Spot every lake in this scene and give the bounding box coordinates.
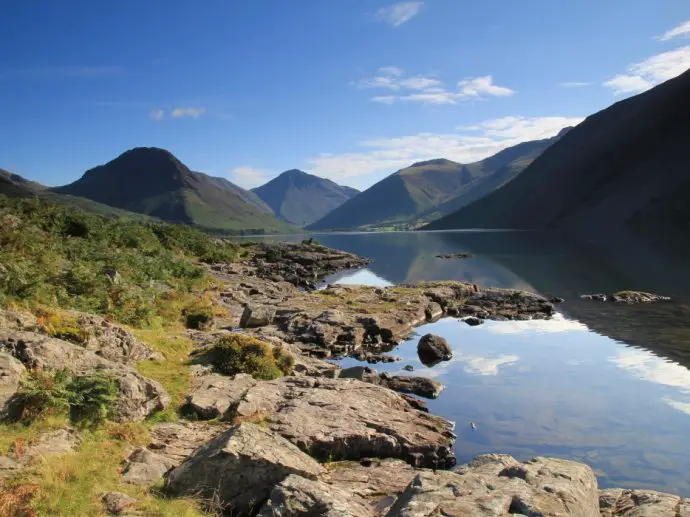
[246,230,690,495]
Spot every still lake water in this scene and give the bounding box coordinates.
[248,230,690,494]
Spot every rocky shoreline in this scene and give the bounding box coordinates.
[1,241,687,516]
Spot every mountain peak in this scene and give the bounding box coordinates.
[410,158,457,168]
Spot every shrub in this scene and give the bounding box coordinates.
[37,310,90,345]
[184,306,214,330]
[208,334,294,380]
[14,370,118,425]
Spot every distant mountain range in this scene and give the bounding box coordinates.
[425,68,690,236]
[252,169,358,226]
[307,132,566,231]
[51,147,293,233]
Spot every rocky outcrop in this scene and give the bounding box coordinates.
[599,488,689,516]
[1,429,81,478]
[387,454,600,517]
[581,291,671,304]
[0,331,169,422]
[257,474,373,517]
[166,423,324,516]
[0,352,25,416]
[417,334,452,364]
[0,309,37,331]
[148,421,224,466]
[232,377,455,468]
[122,447,175,485]
[183,373,257,420]
[336,366,443,399]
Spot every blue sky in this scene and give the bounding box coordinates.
[1,1,689,190]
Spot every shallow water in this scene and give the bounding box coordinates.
[250,230,690,494]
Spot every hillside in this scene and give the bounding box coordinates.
[0,168,43,196]
[52,147,293,233]
[252,169,359,226]
[307,135,563,231]
[424,69,690,235]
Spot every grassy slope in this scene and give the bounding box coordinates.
[425,70,690,234]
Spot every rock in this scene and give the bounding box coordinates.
[257,474,372,517]
[462,316,484,326]
[239,304,276,328]
[387,454,599,517]
[323,458,416,515]
[68,312,163,363]
[581,293,608,302]
[122,447,175,486]
[101,492,136,515]
[166,423,324,516]
[610,291,671,304]
[0,455,22,479]
[232,377,455,468]
[417,334,452,364]
[599,488,687,516]
[0,309,38,331]
[183,373,258,420]
[403,365,414,372]
[549,296,565,304]
[0,352,25,416]
[380,374,444,399]
[24,429,81,461]
[148,421,224,466]
[0,331,170,422]
[435,253,473,259]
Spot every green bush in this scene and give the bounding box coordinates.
[209,334,294,380]
[14,369,118,425]
[184,306,214,330]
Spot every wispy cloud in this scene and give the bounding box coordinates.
[560,81,593,88]
[307,115,583,181]
[171,107,206,119]
[0,65,123,80]
[657,20,690,41]
[149,109,165,121]
[355,67,514,105]
[229,167,272,188]
[484,313,588,334]
[375,2,423,27]
[604,45,690,95]
[610,348,690,390]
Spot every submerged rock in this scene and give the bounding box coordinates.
[387,454,600,517]
[166,423,324,516]
[232,376,455,468]
[417,334,452,365]
[337,366,443,399]
[581,291,671,304]
[462,316,484,326]
[435,253,473,259]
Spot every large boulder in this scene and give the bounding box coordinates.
[183,373,257,420]
[148,421,224,466]
[386,454,599,517]
[122,447,175,486]
[599,488,688,516]
[166,423,324,516]
[417,334,452,365]
[239,305,276,328]
[337,366,443,399]
[233,377,455,468]
[257,474,372,517]
[0,352,25,416]
[0,331,170,422]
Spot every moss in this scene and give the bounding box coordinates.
[35,309,90,346]
[208,334,294,380]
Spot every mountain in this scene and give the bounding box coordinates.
[307,135,564,231]
[52,147,293,233]
[252,169,359,226]
[424,69,690,236]
[0,169,44,196]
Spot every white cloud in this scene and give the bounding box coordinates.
[375,2,423,27]
[171,106,206,119]
[610,348,690,390]
[484,313,588,335]
[458,75,515,98]
[663,396,690,416]
[354,69,514,105]
[307,115,584,181]
[604,45,690,95]
[560,81,593,88]
[229,166,272,188]
[657,20,690,41]
[149,109,165,121]
[461,354,520,376]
